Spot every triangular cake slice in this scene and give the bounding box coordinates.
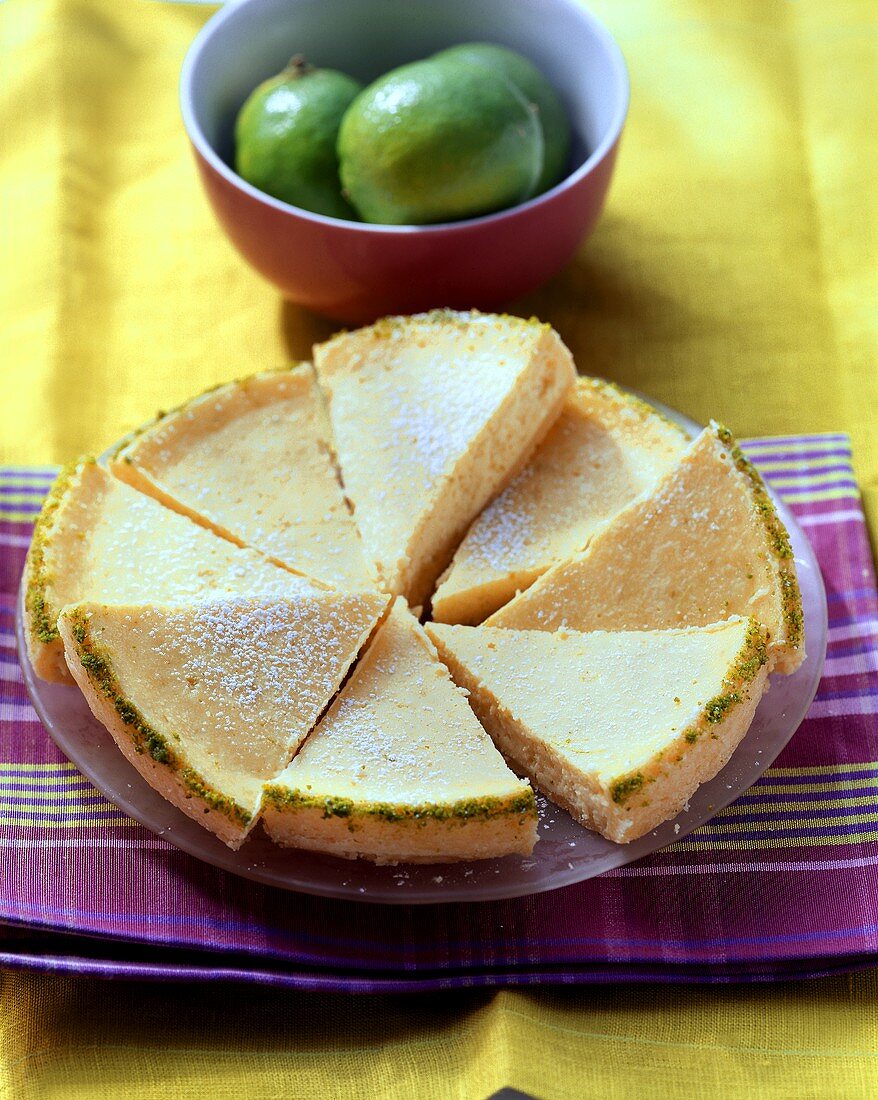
[487,423,804,673]
[58,593,390,848]
[313,311,576,606]
[262,598,537,864]
[427,617,769,844]
[24,458,327,684]
[432,377,689,624]
[110,367,375,590]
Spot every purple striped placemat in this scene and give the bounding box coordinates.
[2,435,877,990]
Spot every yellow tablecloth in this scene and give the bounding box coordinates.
[1,0,877,1095]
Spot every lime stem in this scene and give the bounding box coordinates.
[285,55,314,78]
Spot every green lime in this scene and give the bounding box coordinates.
[234,58,362,219]
[337,56,544,225]
[436,43,571,193]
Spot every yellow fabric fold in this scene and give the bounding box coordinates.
[3,972,878,1099]
[1,0,877,1096]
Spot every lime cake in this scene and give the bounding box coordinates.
[263,599,537,863]
[313,310,576,606]
[59,593,389,847]
[111,367,375,590]
[488,423,804,674]
[428,617,769,843]
[432,377,688,623]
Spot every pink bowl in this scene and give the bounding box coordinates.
[180,0,629,324]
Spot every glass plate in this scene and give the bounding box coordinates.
[16,402,827,903]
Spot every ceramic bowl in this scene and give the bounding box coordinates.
[180,0,629,323]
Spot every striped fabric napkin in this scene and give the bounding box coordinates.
[2,435,877,990]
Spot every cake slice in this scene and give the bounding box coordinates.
[427,617,769,844]
[487,423,805,673]
[432,377,689,624]
[58,592,390,848]
[110,367,375,590]
[313,311,576,606]
[262,598,537,864]
[24,458,327,684]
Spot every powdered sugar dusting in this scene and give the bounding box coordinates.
[438,385,686,594]
[151,597,371,730]
[379,359,508,488]
[317,314,542,573]
[490,426,785,639]
[51,463,320,617]
[284,601,523,803]
[455,472,539,572]
[105,594,384,801]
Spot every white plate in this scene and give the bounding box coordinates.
[16,403,827,903]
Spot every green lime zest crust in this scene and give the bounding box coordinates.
[69,611,175,766]
[702,694,740,726]
[611,773,645,804]
[713,423,804,652]
[24,458,91,646]
[613,620,768,803]
[690,619,768,741]
[262,785,536,827]
[67,609,251,827]
[179,769,252,826]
